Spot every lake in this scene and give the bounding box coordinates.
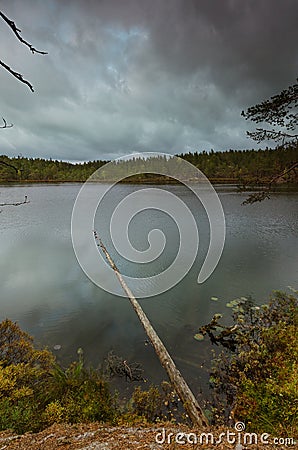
[0,183,297,396]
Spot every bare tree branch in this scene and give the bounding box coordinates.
[0,9,47,92]
[104,351,144,382]
[0,59,34,92]
[0,11,47,55]
[240,162,298,205]
[0,195,29,207]
[267,161,298,188]
[0,117,13,128]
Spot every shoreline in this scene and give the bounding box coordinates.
[1,179,298,192]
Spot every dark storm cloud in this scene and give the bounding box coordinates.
[0,0,297,161]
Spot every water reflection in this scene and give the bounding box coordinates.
[0,184,297,393]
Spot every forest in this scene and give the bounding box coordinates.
[0,144,297,184]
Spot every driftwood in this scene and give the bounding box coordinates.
[0,195,29,207]
[94,231,208,428]
[104,351,144,381]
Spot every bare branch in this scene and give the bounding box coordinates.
[0,59,34,92]
[0,195,29,207]
[0,117,13,128]
[0,9,47,92]
[268,161,298,188]
[0,11,47,55]
[104,351,144,382]
[241,162,298,205]
[242,191,270,205]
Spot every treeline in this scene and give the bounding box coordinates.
[178,145,297,182]
[0,156,107,182]
[0,144,297,183]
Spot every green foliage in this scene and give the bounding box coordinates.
[199,291,298,435]
[0,155,107,182]
[0,320,189,434]
[44,360,117,426]
[1,144,297,184]
[180,144,298,183]
[241,79,298,145]
[235,320,297,434]
[0,319,54,368]
[0,320,117,433]
[132,385,163,422]
[131,381,182,423]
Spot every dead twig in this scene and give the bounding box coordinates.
[0,59,35,92]
[240,161,298,205]
[0,11,47,55]
[104,351,144,382]
[0,117,13,128]
[0,195,29,207]
[0,9,47,92]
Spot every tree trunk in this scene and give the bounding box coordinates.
[94,232,209,428]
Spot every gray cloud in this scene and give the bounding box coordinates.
[0,0,297,161]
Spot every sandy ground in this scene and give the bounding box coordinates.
[0,423,296,450]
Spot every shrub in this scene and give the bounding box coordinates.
[0,319,54,369]
[131,381,182,423]
[0,321,117,433]
[45,360,117,424]
[198,290,298,435]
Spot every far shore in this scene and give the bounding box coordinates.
[1,178,298,192]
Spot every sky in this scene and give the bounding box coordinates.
[0,0,297,161]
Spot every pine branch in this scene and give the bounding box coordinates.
[246,128,298,143]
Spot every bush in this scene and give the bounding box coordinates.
[0,320,117,433]
[0,319,185,433]
[198,290,298,435]
[131,381,182,423]
[43,359,117,425]
[0,319,54,369]
[234,319,297,434]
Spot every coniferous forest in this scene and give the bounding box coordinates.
[0,144,297,184]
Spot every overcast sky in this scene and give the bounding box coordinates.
[0,0,297,161]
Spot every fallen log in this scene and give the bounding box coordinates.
[94,231,208,428]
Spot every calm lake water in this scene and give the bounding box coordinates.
[0,183,297,395]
